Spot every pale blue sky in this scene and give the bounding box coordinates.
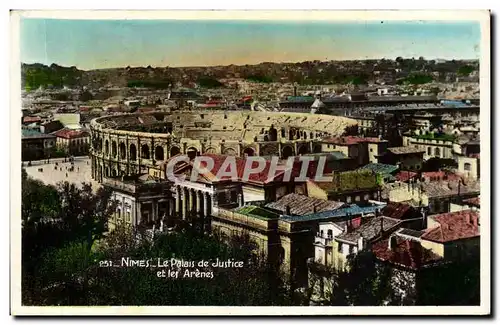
[20,19,480,70]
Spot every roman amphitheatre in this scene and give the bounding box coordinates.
[89,110,357,182]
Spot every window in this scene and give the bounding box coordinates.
[428,147,432,155]
[327,229,333,239]
[338,243,343,252]
[320,230,324,237]
[435,147,441,157]
[355,196,360,202]
[464,163,472,171]
[126,211,131,222]
[370,148,373,152]
[349,245,354,255]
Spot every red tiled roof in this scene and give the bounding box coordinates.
[381,202,413,220]
[422,210,480,243]
[395,171,462,183]
[322,136,385,145]
[164,154,305,185]
[53,129,89,139]
[422,171,462,181]
[23,116,41,123]
[395,171,418,182]
[372,238,443,270]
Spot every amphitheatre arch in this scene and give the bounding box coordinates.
[204,147,217,154]
[297,144,309,155]
[243,147,255,157]
[130,144,137,161]
[141,144,150,159]
[155,146,165,161]
[105,140,109,155]
[119,142,126,159]
[268,126,278,141]
[282,146,294,159]
[111,141,117,158]
[223,148,237,156]
[187,147,199,160]
[170,146,181,157]
[313,144,322,153]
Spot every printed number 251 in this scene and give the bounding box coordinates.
[99,260,113,267]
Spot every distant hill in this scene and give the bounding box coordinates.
[20,58,479,91]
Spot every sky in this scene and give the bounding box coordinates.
[20,19,481,70]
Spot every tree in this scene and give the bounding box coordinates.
[307,251,392,306]
[330,251,392,305]
[22,175,116,305]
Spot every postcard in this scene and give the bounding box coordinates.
[10,10,490,316]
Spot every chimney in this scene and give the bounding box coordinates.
[388,236,397,250]
[465,212,471,224]
[358,236,364,251]
[285,205,291,215]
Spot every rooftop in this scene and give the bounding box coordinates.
[422,210,479,243]
[280,202,387,223]
[53,128,89,139]
[322,136,386,145]
[372,237,443,270]
[23,116,42,124]
[421,180,480,198]
[381,202,415,220]
[264,193,345,216]
[311,170,380,193]
[387,146,425,155]
[358,163,399,176]
[22,128,56,140]
[336,216,402,244]
[234,205,279,220]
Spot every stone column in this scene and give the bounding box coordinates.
[238,193,244,207]
[191,190,197,215]
[136,203,142,226]
[152,201,158,222]
[182,188,188,220]
[204,192,211,217]
[196,191,202,215]
[175,186,181,214]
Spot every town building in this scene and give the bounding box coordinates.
[377,146,425,171]
[21,128,57,161]
[421,210,480,259]
[104,174,175,231]
[320,136,388,166]
[306,170,381,204]
[53,128,90,156]
[383,179,480,215]
[371,233,444,305]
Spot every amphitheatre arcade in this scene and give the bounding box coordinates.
[89,110,357,182]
